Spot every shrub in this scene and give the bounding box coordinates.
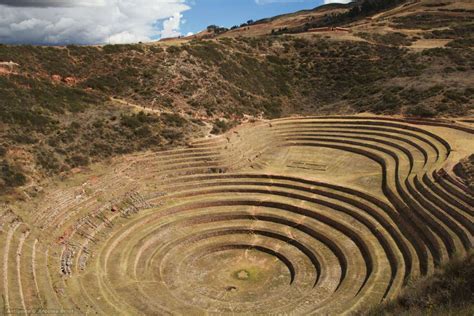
[1,161,27,190]
[405,104,436,118]
[261,99,282,118]
[206,25,229,34]
[360,32,413,47]
[121,112,159,129]
[211,119,236,135]
[150,46,164,53]
[374,92,401,113]
[161,113,187,127]
[35,148,62,173]
[134,126,152,137]
[161,128,183,142]
[186,41,224,65]
[367,252,474,315]
[66,154,89,168]
[166,46,181,55]
[393,13,470,30]
[447,38,474,49]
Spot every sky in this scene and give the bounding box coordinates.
[0,0,352,45]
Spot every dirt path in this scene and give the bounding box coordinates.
[110,98,172,115]
[409,39,451,50]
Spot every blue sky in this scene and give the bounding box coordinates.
[0,0,344,45]
[181,0,324,35]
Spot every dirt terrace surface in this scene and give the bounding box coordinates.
[0,116,473,315]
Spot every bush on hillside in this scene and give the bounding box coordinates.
[405,104,436,118]
[366,252,474,315]
[0,161,27,192]
[211,119,236,135]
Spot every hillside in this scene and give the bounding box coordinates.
[0,0,473,197]
[368,251,474,315]
[0,1,472,314]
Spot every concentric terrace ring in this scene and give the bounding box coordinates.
[2,117,472,315]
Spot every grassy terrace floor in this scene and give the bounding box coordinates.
[0,116,472,315]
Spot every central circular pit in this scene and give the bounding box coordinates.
[234,269,250,280]
[167,248,294,310]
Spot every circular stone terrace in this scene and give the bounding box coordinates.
[1,116,472,315]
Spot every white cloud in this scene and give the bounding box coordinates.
[161,12,183,39]
[0,0,107,7]
[0,0,190,44]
